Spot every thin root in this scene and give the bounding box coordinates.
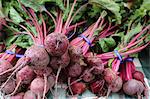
[43,74,47,99]
[54,66,62,97]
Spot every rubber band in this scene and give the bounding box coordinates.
[5,50,24,58]
[125,57,133,62]
[16,54,24,58]
[5,50,15,55]
[79,35,92,46]
[114,50,122,62]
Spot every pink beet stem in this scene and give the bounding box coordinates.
[121,43,149,56]
[40,13,47,44]
[66,21,86,33]
[29,9,44,45]
[131,62,136,73]
[114,59,121,72]
[126,62,132,80]
[55,12,63,33]
[100,23,112,37]
[70,25,94,45]
[112,58,117,71]
[68,3,88,28]
[129,25,150,45]
[45,10,56,27]
[82,16,104,55]
[119,35,147,52]
[62,0,77,34]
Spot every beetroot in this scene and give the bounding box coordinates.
[0,57,28,77]
[68,63,82,77]
[23,90,37,99]
[109,76,123,92]
[25,45,50,67]
[34,67,52,77]
[8,66,35,95]
[82,69,95,82]
[90,80,105,94]
[30,77,50,97]
[0,59,13,82]
[104,68,116,84]
[86,53,104,74]
[71,82,86,95]
[16,65,35,85]
[2,79,16,94]
[133,70,144,83]
[68,45,83,62]
[50,51,70,69]
[92,66,104,75]
[10,92,24,99]
[123,79,145,97]
[45,32,69,56]
[106,76,123,98]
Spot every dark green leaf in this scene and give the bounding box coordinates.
[98,39,109,52]
[104,37,116,48]
[89,0,121,23]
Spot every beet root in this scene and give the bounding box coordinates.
[50,51,70,69]
[123,79,145,97]
[23,90,37,99]
[90,80,105,94]
[82,69,95,82]
[68,45,83,62]
[133,70,144,83]
[86,53,104,74]
[110,76,123,92]
[45,32,69,56]
[10,92,24,99]
[34,67,53,77]
[104,68,116,84]
[8,66,35,96]
[24,45,50,67]
[0,59,13,82]
[30,77,50,97]
[2,79,16,95]
[71,82,86,95]
[16,65,35,84]
[68,63,82,77]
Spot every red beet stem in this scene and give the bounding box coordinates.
[62,0,77,34]
[126,62,133,80]
[129,25,150,45]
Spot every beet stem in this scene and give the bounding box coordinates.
[62,0,77,34]
[68,77,73,95]
[43,74,47,99]
[54,66,62,97]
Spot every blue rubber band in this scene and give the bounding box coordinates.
[79,35,92,46]
[5,50,15,55]
[5,50,24,58]
[16,54,24,58]
[114,50,122,62]
[125,57,133,62]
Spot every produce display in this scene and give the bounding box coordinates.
[0,0,149,99]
